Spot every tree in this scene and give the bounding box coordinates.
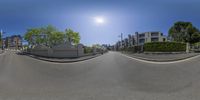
[40,25,57,46]
[191,32,200,43]
[92,44,102,49]
[24,25,62,48]
[24,28,41,47]
[168,21,199,43]
[65,29,80,45]
[24,26,81,48]
[49,31,65,47]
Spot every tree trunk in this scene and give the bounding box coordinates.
[186,42,190,53]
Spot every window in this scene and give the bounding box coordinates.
[151,32,159,36]
[139,39,145,44]
[163,38,166,42]
[139,34,145,38]
[151,38,159,42]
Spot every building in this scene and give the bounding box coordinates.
[114,41,121,51]
[128,34,135,47]
[102,44,113,50]
[135,32,167,45]
[4,35,22,50]
[114,31,167,51]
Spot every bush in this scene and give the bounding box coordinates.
[194,42,200,46]
[84,46,93,54]
[120,46,143,53]
[144,42,186,52]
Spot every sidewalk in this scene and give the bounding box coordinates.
[122,52,200,62]
[19,52,102,63]
[0,50,4,54]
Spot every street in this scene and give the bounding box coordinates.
[0,51,200,100]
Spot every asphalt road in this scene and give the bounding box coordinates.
[0,51,200,100]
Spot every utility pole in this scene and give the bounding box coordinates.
[0,29,3,50]
[118,33,124,49]
[120,33,123,48]
[120,33,123,42]
[0,29,6,50]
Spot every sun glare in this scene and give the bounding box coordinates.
[94,17,105,24]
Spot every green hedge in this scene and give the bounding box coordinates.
[144,42,186,52]
[121,46,143,53]
[84,46,93,54]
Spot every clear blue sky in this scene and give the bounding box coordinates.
[0,0,200,45]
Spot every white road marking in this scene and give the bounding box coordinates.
[120,53,200,64]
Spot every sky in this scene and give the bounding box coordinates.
[0,0,200,46]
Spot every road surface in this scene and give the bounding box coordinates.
[0,51,200,100]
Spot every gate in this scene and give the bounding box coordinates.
[190,43,200,53]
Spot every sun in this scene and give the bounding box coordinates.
[94,17,105,24]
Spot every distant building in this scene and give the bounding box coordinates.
[102,44,114,50]
[128,34,135,47]
[114,41,121,51]
[4,35,22,50]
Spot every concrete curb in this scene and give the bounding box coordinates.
[23,53,102,63]
[122,53,200,62]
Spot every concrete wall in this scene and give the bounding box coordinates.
[77,44,84,57]
[31,49,49,57]
[29,44,84,58]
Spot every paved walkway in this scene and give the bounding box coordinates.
[0,50,4,54]
[123,52,200,62]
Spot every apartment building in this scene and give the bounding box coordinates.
[135,32,167,45]
[114,31,167,51]
[5,35,22,50]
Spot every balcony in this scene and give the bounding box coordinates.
[138,34,145,38]
[151,32,159,37]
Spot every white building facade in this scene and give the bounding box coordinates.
[135,32,167,45]
[114,31,167,51]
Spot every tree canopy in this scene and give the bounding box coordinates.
[168,21,200,43]
[65,29,80,45]
[24,25,81,48]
